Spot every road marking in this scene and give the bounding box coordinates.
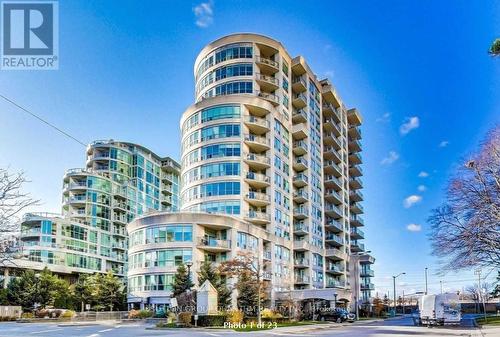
[87,334,100,337]
[98,329,113,332]
[30,329,63,335]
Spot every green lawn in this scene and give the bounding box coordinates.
[477,316,500,326]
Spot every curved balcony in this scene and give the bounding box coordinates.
[197,237,231,252]
[255,73,279,92]
[245,191,271,207]
[243,115,270,134]
[244,134,270,152]
[255,56,279,74]
[244,153,271,170]
[245,171,270,189]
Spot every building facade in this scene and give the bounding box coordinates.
[4,141,181,283]
[129,33,374,309]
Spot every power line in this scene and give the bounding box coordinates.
[0,93,87,147]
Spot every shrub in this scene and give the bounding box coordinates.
[261,308,282,319]
[138,310,153,319]
[35,309,49,318]
[61,310,75,319]
[167,311,176,323]
[128,309,139,319]
[226,309,244,324]
[178,312,192,326]
[196,314,227,327]
[21,312,34,319]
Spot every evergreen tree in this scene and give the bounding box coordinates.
[7,269,37,309]
[236,270,259,314]
[99,271,123,311]
[172,263,194,297]
[197,260,232,309]
[73,274,92,312]
[491,271,500,298]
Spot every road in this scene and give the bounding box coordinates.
[0,316,497,337]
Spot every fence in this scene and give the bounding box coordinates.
[0,306,21,318]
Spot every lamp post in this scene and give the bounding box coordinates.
[186,261,193,289]
[424,267,428,295]
[392,272,405,316]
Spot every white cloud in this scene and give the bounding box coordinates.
[380,151,399,165]
[193,1,214,28]
[376,112,391,123]
[399,116,420,135]
[403,195,422,208]
[439,140,449,148]
[407,223,422,232]
[417,185,427,192]
[418,171,429,178]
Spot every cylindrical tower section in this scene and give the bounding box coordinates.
[180,33,296,297]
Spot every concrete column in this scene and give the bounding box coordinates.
[3,268,9,288]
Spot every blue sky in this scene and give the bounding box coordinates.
[0,0,499,296]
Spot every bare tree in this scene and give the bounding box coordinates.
[428,126,500,270]
[0,168,39,264]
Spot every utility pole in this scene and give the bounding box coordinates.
[425,267,428,295]
[475,269,487,322]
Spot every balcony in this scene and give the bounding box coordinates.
[324,122,341,137]
[293,173,308,187]
[162,185,173,195]
[292,76,307,93]
[113,202,128,213]
[294,258,309,268]
[293,156,308,171]
[325,264,344,275]
[348,139,362,152]
[244,134,270,152]
[293,140,308,156]
[326,279,344,288]
[68,195,86,205]
[324,160,342,177]
[292,109,308,123]
[292,123,308,140]
[263,251,272,261]
[349,190,363,202]
[350,202,364,214]
[350,215,364,227]
[292,93,307,109]
[294,275,310,284]
[325,204,342,219]
[323,146,341,164]
[255,73,279,91]
[349,152,362,165]
[324,175,342,190]
[197,237,231,252]
[161,173,175,183]
[256,91,279,105]
[20,228,41,238]
[347,108,362,126]
[349,177,363,190]
[348,126,361,140]
[112,214,128,225]
[323,103,341,123]
[349,165,363,177]
[293,221,309,235]
[293,240,310,251]
[325,248,347,261]
[325,219,343,233]
[111,242,127,251]
[350,227,365,240]
[244,211,271,225]
[245,171,270,189]
[324,189,342,205]
[293,206,309,220]
[323,132,342,150]
[361,283,375,290]
[244,153,271,170]
[245,191,271,207]
[243,115,270,134]
[351,241,365,253]
[293,189,308,203]
[65,182,87,191]
[255,56,279,74]
[325,233,344,247]
[360,268,375,277]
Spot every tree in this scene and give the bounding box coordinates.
[219,252,267,324]
[37,267,70,308]
[0,168,38,264]
[73,274,92,312]
[6,269,38,309]
[197,260,232,309]
[372,296,384,317]
[172,263,194,297]
[491,272,500,298]
[98,272,123,311]
[489,38,500,56]
[428,126,500,270]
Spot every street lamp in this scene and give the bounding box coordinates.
[186,261,193,289]
[392,272,406,316]
[424,267,428,295]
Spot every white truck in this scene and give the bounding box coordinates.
[417,293,461,326]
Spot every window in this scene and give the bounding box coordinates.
[201,124,240,141]
[213,81,252,96]
[201,143,240,159]
[201,105,240,122]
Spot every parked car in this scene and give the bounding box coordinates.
[318,308,352,323]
